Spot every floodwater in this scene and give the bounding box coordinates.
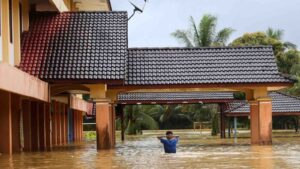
[1,130,300,169]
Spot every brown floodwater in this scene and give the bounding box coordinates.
[1,130,300,169]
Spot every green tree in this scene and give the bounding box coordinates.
[277,50,300,74]
[266,27,297,50]
[230,32,285,59]
[123,105,159,135]
[172,14,234,47]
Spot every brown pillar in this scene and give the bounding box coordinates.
[0,91,12,154]
[220,103,226,139]
[250,98,272,145]
[57,103,61,145]
[120,105,125,141]
[73,110,77,142]
[38,103,46,151]
[31,101,39,151]
[22,99,32,152]
[11,94,21,152]
[79,112,82,142]
[111,105,116,147]
[61,104,66,145]
[45,103,52,150]
[64,105,68,144]
[96,102,114,149]
[51,101,57,146]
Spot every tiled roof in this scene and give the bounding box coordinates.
[126,47,291,85]
[118,92,235,102]
[19,12,127,81]
[225,92,300,114]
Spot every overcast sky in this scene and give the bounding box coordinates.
[111,0,300,48]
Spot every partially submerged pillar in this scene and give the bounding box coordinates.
[247,88,272,145]
[31,101,40,151]
[250,98,272,145]
[87,84,116,150]
[11,94,21,153]
[220,103,226,139]
[0,91,12,154]
[22,99,32,152]
[95,101,115,149]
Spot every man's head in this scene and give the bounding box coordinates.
[166,131,173,140]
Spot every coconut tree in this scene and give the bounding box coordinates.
[266,27,297,50]
[123,105,159,135]
[172,14,234,47]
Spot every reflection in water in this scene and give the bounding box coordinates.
[0,130,300,169]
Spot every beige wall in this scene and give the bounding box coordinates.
[72,0,111,11]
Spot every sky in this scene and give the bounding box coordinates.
[111,0,300,48]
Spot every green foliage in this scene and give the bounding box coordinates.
[118,103,219,135]
[233,92,246,100]
[273,116,299,131]
[230,32,285,59]
[124,105,159,135]
[277,50,300,74]
[266,27,297,50]
[172,14,234,47]
[84,131,96,140]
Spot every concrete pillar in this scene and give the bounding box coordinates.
[250,98,272,145]
[96,102,115,149]
[64,105,68,144]
[0,91,12,154]
[38,103,46,151]
[61,104,66,145]
[11,94,21,152]
[220,104,226,139]
[73,110,77,142]
[57,103,61,145]
[234,117,237,138]
[79,112,82,142]
[22,99,31,152]
[31,101,39,151]
[45,103,52,151]
[68,109,74,142]
[118,105,125,141]
[51,101,57,146]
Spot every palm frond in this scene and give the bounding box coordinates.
[136,112,159,130]
[189,16,201,47]
[171,30,194,47]
[266,27,284,40]
[284,41,297,50]
[214,27,235,46]
[199,14,217,46]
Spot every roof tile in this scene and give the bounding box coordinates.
[19,12,128,81]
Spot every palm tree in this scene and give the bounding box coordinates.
[266,27,297,49]
[171,14,234,47]
[123,105,159,135]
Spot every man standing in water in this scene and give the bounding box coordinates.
[157,131,179,153]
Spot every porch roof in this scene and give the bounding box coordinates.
[225,92,300,116]
[126,47,291,85]
[118,91,235,104]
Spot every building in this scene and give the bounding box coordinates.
[0,0,294,155]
